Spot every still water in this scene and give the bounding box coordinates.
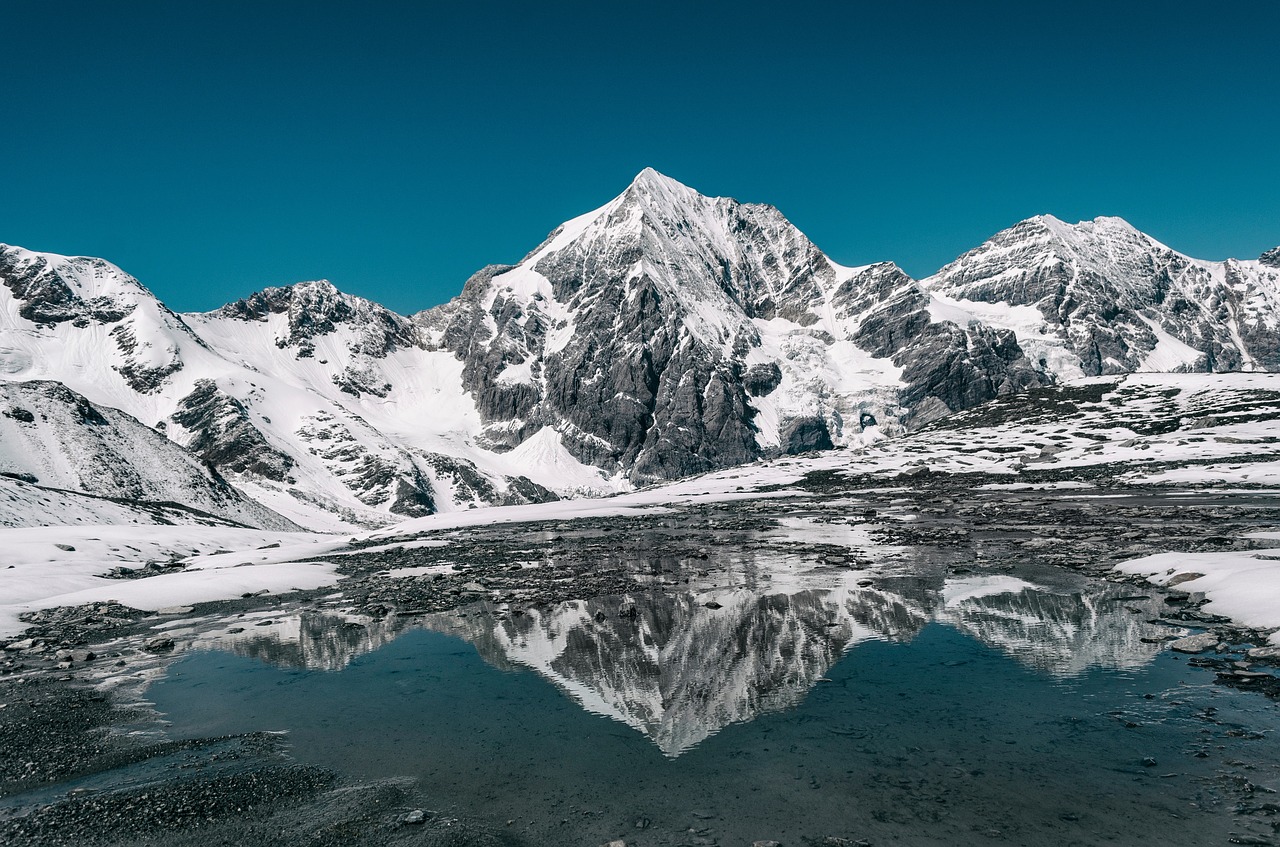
[148,577,1280,846]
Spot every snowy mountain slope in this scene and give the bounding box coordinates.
[0,475,265,530]
[925,215,1280,375]
[2,174,1278,525]
[0,380,295,530]
[186,281,575,512]
[0,245,571,529]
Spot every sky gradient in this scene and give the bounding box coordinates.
[3,0,1278,314]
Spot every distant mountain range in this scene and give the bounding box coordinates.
[2,169,1277,529]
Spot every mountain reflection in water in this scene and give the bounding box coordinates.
[209,574,1170,756]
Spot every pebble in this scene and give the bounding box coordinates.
[404,809,426,825]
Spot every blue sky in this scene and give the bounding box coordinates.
[3,0,1278,314]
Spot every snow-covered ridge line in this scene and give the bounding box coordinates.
[3,172,1279,530]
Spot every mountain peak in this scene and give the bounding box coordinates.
[621,167,704,212]
[1260,247,1280,268]
[1023,213,1140,241]
[628,167,690,192]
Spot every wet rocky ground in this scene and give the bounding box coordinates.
[4,468,1280,846]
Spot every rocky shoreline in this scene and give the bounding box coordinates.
[4,471,1280,846]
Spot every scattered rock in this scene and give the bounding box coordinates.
[1166,572,1204,587]
[144,636,175,653]
[1169,633,1219,654]
[403,809,427,825]
[54,543,76,552]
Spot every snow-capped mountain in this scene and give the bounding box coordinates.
[416,168,1044,482]
[2,170,1278,528]
[926,215,1280,376]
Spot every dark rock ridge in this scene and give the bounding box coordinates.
[841,262,1046,425]
[0,245,193,394]
[215,280,418,360]
[170,379,295,482]
[0,249,135,326]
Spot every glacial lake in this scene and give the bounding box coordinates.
[148,580,1280,847]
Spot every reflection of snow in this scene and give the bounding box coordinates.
[429,582,880,757]
[421,576,1169,756]
[943,575,1039,606]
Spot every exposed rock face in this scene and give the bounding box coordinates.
[418,170,818,482]
[1260,247,1280,269]
[170,379,295,482]
[295,410,435,516]
[743,362,782,397]
[0,244,189,394]
[846,263,1044,426]
[416,170,1044,482]
[215,279,418,360]
[0,249,135,326]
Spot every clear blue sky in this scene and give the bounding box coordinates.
[3,0,1278,314]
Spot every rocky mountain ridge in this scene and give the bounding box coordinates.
[2,170,1277,528]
